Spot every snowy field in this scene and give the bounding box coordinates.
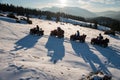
[0,16,120,80]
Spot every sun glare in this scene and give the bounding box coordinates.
[60,0,66,4]
[59,0,67,7]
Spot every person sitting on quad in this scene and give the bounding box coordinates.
[55,27,64,38]
[36,25,44,35]
[97,33,103,41]
[57,27,61,31]
[36,25,39,31]
[76,30,80,37]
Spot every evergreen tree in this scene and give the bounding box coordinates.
[56,16,60,23]
[46,15,51,20]
[94,21,98,29]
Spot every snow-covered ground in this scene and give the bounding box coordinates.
[0,16,120,80]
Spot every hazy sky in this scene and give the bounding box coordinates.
[0,0,120,12]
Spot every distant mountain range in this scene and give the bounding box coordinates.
[41,7,97,18]
[95,11,120,21]
[41,7,120,21]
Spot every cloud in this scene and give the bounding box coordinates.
[78,0,89,5]
[77,0,120,5]
[2,0,119,12]
[76,0,120,12]
[38,0,120,12]
[32,3,61,9]
[90,0,120,4]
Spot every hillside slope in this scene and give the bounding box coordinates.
[0,16,120,80]
[96,11,120,21]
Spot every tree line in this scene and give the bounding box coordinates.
[0,3,120,31]
[87,17,120,31]
[0,3,85,21]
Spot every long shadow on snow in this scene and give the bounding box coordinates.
[0,16,27,24]
[94,45,120,69]
[109,35,120,40]
[0,16,16,23]
[12,34,42,51]
[70,41,111,74]
[45,36,65,64]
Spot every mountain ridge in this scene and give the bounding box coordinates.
[95,11,120,21]
[41,6,97,18]
[41,6,120,21]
